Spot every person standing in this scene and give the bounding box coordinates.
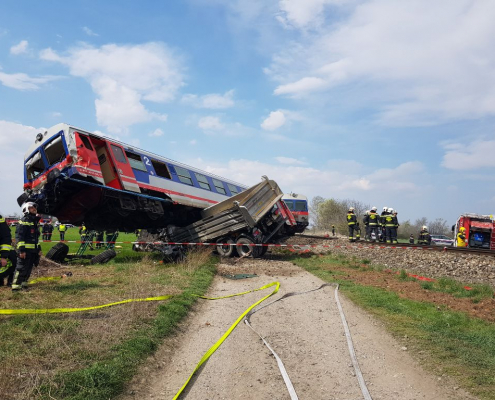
[346,207,357,242]
[368,207,380,242]
[457,227,468,247]
[383,208,396,243]
[418,226,432,245]
[0,214,16,287]
[12,202,42,291]
[331,225,335,236]
[379,207,389,242]
[58,223,67,241]
[363,211,370,241]
[95,231,104,249]
[42,223,50,241]
[46,222,54,241]
[409,234,415,244]
[391,209,399,244]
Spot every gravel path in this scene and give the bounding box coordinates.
[119,259,476,400]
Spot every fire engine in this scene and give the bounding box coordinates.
[453,213,495,249]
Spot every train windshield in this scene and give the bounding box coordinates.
[283,200,295,211]
[295,200,308,212]
[25,151,45,180]
[43,136,66,166]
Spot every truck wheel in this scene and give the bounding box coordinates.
[216,238,237,257]
[236,236,264,258]
[90,249,116,264]
[46,242,69,263]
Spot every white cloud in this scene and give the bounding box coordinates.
[83,27,99,36]
[0,69,60,90]
[149,128,164,137]
[442,140,495,170]
[0,121,41,215]
[267,0,495,125]
[10,40,28,55]
[274,156,305,165]
[198,116,224,130]
[40,42,184,133]
[189,139,198,145]
[181,89,235,109]
[261,110,286,130]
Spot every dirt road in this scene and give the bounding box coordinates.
[119,259,476,400]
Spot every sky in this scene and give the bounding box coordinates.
[1,0,495,225]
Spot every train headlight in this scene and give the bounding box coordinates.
[35,133,43,142]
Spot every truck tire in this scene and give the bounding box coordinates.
[236,236,264,258]
[90,249,116,264]
[45,242,69,263]
[216,238,237,257]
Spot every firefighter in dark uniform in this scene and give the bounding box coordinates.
[355,222,361,241]
[379,207,389,242]
[95,231,105,249]
[363,211,370,241]
[391,208,399,244]
[383,208,396,243]
[418,226,431,245]
[12,202,42,291]
[368,207,380,242]
[346,207,357,242]
[0,215,16,286]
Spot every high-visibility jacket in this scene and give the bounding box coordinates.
[79,226,87,236]
[368,212,380,226]
[347,213,357,225]
[59,224,67,232]
[457,232,467,247]
[418,230,431,244]
[0,215,13,258]
[15,214,41,253]
[383,215,397,227]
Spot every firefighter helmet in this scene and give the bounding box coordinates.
[422,225,428,231]
[371,206,377,212]
[387,207,393,213]
[21,202,37,215]
[383,206,387,211]
[459,227,466,232]
[349,207,355,212]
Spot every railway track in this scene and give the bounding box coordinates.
[294,234,495,257]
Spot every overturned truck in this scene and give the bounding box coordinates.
[136,177,296,260]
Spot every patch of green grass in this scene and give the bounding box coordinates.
[291,254,495,399]
[52,280,101,294]
[420,281,434,290]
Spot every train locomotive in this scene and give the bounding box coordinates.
[282,193,309,233]
[18,123,249,231]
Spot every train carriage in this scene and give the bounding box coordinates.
[282,193,309,233]
[20,123,248,230]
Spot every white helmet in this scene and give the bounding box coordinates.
[371,206,377,212]
[21,202,37,215]
[349,207,355,212]
[422,225,428,230]
[387,207,393,213]
[383,206,387,211]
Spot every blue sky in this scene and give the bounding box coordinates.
[1,0,495,224]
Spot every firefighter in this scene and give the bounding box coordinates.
[46,222,54,241]
[0,214,16,287]
[379,206,389,242]
[346,207,357,242]
[418,225,431,245]
[368,206,380,242]
[457,227,467,247]
[79,223,87,243]
[383,208,396,243]
[42,223,50,241]
[391,209,399,244]
[106,230,119,249]
[95,231,104,249]
[331,225,335,236]
[363,211,370,241]
[58,223,67,241]
[12,202,42,291]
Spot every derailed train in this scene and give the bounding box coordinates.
[18,123,306,256]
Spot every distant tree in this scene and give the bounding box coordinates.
[428,218,450,236]
[309,196,325,229]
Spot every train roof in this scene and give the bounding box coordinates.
[25,123,247,188]
[282,193,308,201]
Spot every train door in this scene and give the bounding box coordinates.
[90,138,122,190]
[106,143,141,193]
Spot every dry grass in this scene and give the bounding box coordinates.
[0,252,209,399]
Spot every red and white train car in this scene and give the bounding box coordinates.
[282,193,309,233]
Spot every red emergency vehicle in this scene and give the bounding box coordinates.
[5,216,19,226]
[453,213,495,249]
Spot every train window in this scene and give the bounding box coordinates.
[79,135,93,150]
[126,152,147,172]
[25,151,45,180]
[43,136,66,166]
[175,166,193,185]
[151,160,171,179]
[283,201,295,211]
[98,153,107,165]
[212,178,226,195]
[295,201,308,211]
[195,173,211,190]
[227,183,239,195]
[111,145,127,163]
